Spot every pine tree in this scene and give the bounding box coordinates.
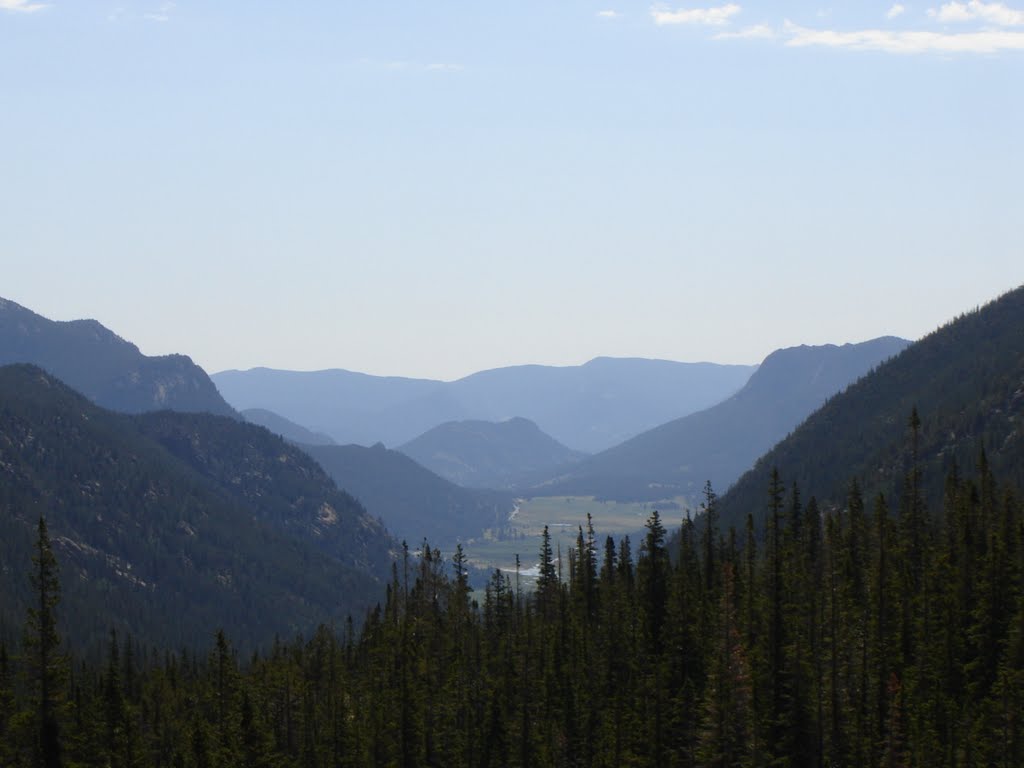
[0,643,14,767]
[703,481,719,593]
[24,516,66,768]
[536,526,559,619]
[697,561,753,768]
[870,493,897,766]
[638,510,669,655]
[103,629,127,768]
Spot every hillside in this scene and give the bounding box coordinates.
[301,442,514,547]
[0,364,394,653]
[531,337,910,503]
[213,357,756,453]
[0,297,236,417]
[717,286,1024,532]
[242,407,336,446]
[398,417,585,489]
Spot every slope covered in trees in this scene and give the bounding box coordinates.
[398,416,585,489]
[719,285,1024,533]
[0,297,236,417]
[302,442,514,547]
[531,337,909,502]
[1,451,1020,767]
[0,365,394,654]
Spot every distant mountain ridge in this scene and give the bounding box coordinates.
[529,336,911,502]
[242,407,337,446]
[0,297,235,417]
[716,286,1024,533]
[0,364,394,653]
[213,357,757,453]
[399,417,585,489]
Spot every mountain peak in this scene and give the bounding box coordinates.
[399,416,585,489]
[0,297,236,418]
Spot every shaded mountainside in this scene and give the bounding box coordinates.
[242,407,336,446]
[0,297,235,417]
[718,285,1024,533]
[0,365,394,654]
[302,442,514,548]
[213,357,756,453]
[398,417,585,489]
[531,337,910,503]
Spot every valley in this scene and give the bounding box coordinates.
[4,6,1019,763]
[1,287,1022,767]
[460,494,684,586]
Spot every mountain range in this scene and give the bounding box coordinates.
[5,285,1024,658]
[526,336,911,502]
[212,357,757,453]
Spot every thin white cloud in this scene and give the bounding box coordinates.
[359,59,463,74]
[144,1,173,22]
[930,1,1024,25]
[651,3,741,26]
[784,18,1024,51]
[714,23,774,38]
[0,0,48,12]
[597,10,622,19]
[649,0,1024,53]
[426,62,463,72]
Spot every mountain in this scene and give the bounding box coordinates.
[398,417,586,489]
[530,337,911,503]
[0,364,394,653]
[716,286,1024,532]
[212,358,756,453]
[242,407,336,446]
[0,297,235,417]
[301,442,514,547]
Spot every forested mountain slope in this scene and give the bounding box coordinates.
[213,357,756,453]
[242,407,337,446]
[0,297,235,417]
[398,417,585,489]
[718,285,1024,532]
[0,365,393,653]
[302,442,514,547]
[531,337,909,502]
[4,459,1020,767]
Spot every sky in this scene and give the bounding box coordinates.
[1,0,1022,381]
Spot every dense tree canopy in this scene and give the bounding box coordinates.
[2,437,1022,767]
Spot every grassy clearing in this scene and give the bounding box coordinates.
[460,495,691,586]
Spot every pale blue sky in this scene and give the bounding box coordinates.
[2,1,1021,379]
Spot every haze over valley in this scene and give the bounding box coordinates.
[2,2,1022,764]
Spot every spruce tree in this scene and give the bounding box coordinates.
[24,516,66,768]
[536,526,559,619]
[0,643,14,767]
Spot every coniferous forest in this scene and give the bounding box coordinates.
[3,423,1022,768]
